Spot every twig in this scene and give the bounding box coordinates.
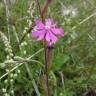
[0,48,44,80]
[27,48,44,59]
[71,12,96,31]
[0,63,23,80]
[41,0,53,19]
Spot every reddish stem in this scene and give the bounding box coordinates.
[41,0,53,19]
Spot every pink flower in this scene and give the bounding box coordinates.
[32,19,64,46]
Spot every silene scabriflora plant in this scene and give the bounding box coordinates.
[32,18,64,95]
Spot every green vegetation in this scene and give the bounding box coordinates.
[0,0,96,96]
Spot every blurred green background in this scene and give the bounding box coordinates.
[0,0,96,96]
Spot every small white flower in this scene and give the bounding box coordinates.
[17,70,21,74]
[11,90,14,94]
[62,6,70,16]
[21,41,27,46]
[25,27,28,30]
[4,79,8,84]
[6,56,10,60]
[6,69,9,72]
[10,73,14,78]
[4,93,10,96]
[10,79,14,83]
[62,6,78,17]
[2,88,6,93]
[27,33,30,38]
[29,20,32,26]
[23,30,26,34]
[9,53,14,57]
[23,50,27,55]
[14,74,18,78]
[71,8,78,17]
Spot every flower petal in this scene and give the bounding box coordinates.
[32,30,45,41]
[45,32,51,42]
[47,41,52,46]
[35,19,45,29]
[32,31,40,38]
[49,32,58,44]
[51,28,64,37]
[45,19,54,26]
[37,31,45,40]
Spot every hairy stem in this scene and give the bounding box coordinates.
[45,47,49,96]
[36,0,53,96]
[41,0,53,19]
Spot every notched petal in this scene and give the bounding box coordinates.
[35,19,45,29]
[51,28,64,37]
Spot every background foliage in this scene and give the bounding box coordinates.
[0,0,96,96]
